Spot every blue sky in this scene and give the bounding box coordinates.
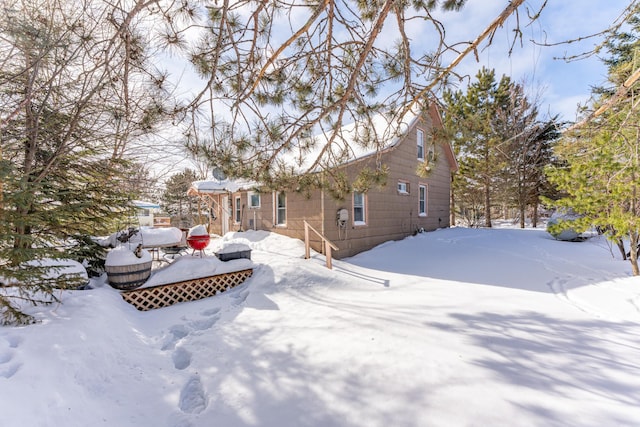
[432,0,633,121]
[163,1,631,122]
[152,1,633,176]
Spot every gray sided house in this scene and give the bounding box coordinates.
[187,104,458,259]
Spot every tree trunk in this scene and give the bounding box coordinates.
[630,232,639,276]
[483,181,491,227]
[532,199,539,228]
[616,239,627,261]
[631,257,639,276]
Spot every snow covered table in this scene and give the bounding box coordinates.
[137,227,186,262]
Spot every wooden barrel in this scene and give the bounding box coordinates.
[105,261,152,290]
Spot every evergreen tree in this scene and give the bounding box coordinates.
[157,0,531,191]
[0,0,172,324]
[162,169,201,227]
[443,69,557,228]
[442,67,511,227]
[546,5,640,275]
[493,83,559,228]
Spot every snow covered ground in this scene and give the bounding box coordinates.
[1,223,640,427]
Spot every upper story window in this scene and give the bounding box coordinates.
[397,181,409,194]
[353,191,366,225]
[248,191,260,209]
[417,128,425,160]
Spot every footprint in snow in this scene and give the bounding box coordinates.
[200,307,220,317]
[161,325,190,351]
[162,308,222,351]
[5,336,21,349]
[179,375,208,414]
[172,347,192,370]
[231,289,249,305]
[189,314,219,332]
[0,362,20,379]
[0,337,20,379]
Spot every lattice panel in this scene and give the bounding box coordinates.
[120,269,253,311]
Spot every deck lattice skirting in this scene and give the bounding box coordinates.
[120,268,253,311]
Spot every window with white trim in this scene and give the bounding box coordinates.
[417,128,425,160]
[353,191,366,224]
[248,191,260,209]
[397,181,409,194]
[276,191,286,225]
[234,196,241,223]
[419,185,427,216]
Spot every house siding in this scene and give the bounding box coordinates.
[318,114,453,258]
[193,107,454,259]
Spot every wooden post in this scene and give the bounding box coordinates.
[304,221,310,259]
[303,220,338,269]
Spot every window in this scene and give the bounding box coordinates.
[397,181,409,194]
[419,185,427,216]
[417,128,425,160]
[234,196,241,223]
[248,191,260,209]
[353,191,366,224]
[276,191,286,225]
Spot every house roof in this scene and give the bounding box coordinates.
[284,108,419,172]
[187,179,258,196]
[188,104,457,196]
[286,103,457,173]
[133,200,160,209]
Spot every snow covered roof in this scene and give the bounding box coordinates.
[187,178,259,196]
[285,107,422,172]
[187,103,456,196]
[133,200,160,209]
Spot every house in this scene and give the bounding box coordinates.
[187,103,458,259]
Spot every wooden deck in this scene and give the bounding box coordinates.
[120,268,253,311]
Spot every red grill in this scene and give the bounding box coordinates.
[187,235,210,251]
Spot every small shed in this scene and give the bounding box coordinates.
[133,200,161,227]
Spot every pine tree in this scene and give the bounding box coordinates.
[493,83,559,228]
[546,6,640,275]
[442,67,511,227]
[158,0,532,191]
[0,0,172,324]
[162,169,202,227]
